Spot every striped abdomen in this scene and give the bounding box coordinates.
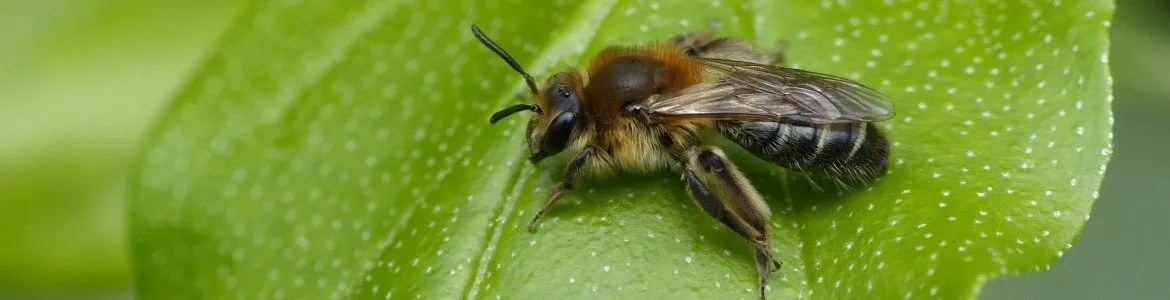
[716,120,889,183]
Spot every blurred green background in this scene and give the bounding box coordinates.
[0,0,1164,299]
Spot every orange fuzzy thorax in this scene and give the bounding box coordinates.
[580,42,704,125]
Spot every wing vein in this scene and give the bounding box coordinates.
[645,57,895,124]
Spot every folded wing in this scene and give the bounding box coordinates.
[645,57,895,124]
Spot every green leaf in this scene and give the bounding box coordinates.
[129,0,1114,299]
[0,0,240,288]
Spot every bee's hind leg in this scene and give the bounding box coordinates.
[692,147,783,272]
[680,146,781,300]
[527,146,596,232]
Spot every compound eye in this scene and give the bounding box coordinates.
[541,111,576,155]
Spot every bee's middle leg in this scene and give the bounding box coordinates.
[670,32,716,56]
[527,146,596,232]
[681,146,781,299]
[772,39,790,66]
[669,18,722,48]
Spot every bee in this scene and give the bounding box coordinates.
[472,24,893,299]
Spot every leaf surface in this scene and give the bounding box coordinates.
[130,0,1114,299]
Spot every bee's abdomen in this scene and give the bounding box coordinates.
[716,121,889,183]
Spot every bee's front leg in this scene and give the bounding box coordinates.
[527,146,596,232]
[681,146,781,300]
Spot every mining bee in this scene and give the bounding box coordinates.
[473,23,893,299]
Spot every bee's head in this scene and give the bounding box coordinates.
[473,25,584,164]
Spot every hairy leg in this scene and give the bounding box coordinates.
[527,146,596,232]
[681,146,781,299]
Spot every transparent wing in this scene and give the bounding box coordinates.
[645,57,895,124]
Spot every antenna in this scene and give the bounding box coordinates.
[489,103,542,124]
[471,25,539,95]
